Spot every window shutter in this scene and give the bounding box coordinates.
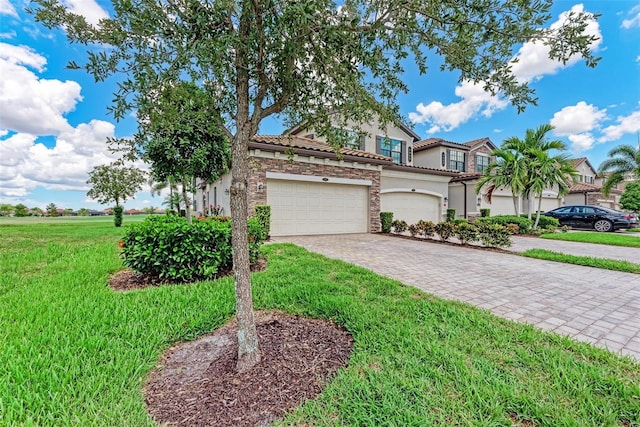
[401,141,406,164]
[446,150,450,168]
[376,136,382,154]
[463,152,467,172]
[359,135,365,151]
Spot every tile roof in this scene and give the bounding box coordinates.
[250,135,393,162]
[568,182,601,193]
[462,137,495,149]
[413,138,469,152]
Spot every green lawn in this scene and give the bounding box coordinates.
[541,231,640,248]
[1,223,639,426]
[521,249,640,274]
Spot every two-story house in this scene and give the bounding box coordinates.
[564,157,620,208]
[196,117,458,236]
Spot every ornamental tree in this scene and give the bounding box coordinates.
[86,163,146,226]
[33,0,600,372]
[620,182,640,213]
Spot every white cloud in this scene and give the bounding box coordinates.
[568,133,595,153]
[599,109,640,142]
[622,4,640,29]
[550,101,607,135]
[62,0,109,26]
[409,80,508,133]
[511,4,601,83]
[0,43,82,135]
[410,5,601,133]
[0,0,18,17]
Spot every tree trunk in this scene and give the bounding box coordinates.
[533,193,543,229]
[232,6,260,373]
[512,194,519,216]
[181,179,192,223]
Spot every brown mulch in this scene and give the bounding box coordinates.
[107,257,268,291]
[144,310,354,427]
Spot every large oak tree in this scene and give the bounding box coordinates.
[32,0,599,372]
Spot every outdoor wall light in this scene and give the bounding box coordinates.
[477,196,482,205]
[224,188,230,196]
[444,197,448,203]
[257,183,264,191]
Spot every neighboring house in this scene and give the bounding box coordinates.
[564,157,621,208]
[196,118,458,236]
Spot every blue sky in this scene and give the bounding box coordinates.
[1,0,639,210]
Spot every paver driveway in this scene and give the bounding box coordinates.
[272,234,640,360]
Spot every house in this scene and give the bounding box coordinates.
[196,118,459,236]
[564,157,621,208]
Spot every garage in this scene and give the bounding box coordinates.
[380,191,440,224]
[267,178,369,236]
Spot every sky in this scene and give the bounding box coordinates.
[1,0,639,210]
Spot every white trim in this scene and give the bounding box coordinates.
[250,149,383,171]
[380,188,443,199]
[266,171,372,186]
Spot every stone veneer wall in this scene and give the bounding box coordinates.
[247,156,382,232]
[467,145,492,174]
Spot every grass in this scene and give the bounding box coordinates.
[541,231,640,248]
[521,249,640,274]
[1,222,639,426]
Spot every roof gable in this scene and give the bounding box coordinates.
[413,138,470,152]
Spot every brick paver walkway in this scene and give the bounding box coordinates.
[272,234,640,360]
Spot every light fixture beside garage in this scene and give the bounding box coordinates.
[257,182,264,191]
[322,177,329,182]
[411,188,416,192]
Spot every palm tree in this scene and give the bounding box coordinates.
[502,124,568,219]
[527,150,578,228]
[598,143,640,195]
[149,175,181,213]
[476,147,527,215]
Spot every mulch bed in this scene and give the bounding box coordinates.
[144,310,354,427]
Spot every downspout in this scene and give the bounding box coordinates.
[461,181,468,219]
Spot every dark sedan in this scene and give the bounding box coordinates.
[543,205,639,232]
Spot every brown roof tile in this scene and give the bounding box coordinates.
[413,138,469,152]
[250,135,392,162]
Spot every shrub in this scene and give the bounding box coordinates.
[475,215,532,234]
[452,218,468,225]
[477,222,511,248]
[392,219,408,234]
[480,208,490,217]
[416,220,435,238]
[121,215,264,282]
[380,212,394,233]
[521,214,559,229]
[506,223,520,235]
[408,224,419,237]
[254,205,271,238]
[446,209,456,222]
[455,222,478,245]
[113,206,124,227]
[435,221,455,241]
[199,215,231,223]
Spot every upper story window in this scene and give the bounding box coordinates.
[376,136,406,164]
[475,154,490,173]
[332,128,364,150]
[447,149,466,172]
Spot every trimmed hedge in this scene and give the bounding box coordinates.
[380,212,394,233]
[475,215,532,234]
[446,209,456,222]
[254,205,271,238]
[121,215,264,282]
[520,213,559,229]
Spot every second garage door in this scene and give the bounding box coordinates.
[267,179,369,236]
[380,191,440,224]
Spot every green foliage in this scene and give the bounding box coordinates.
[454,222,478,245]
[435,221,455,242]
[416,220,436,238]
[480,208,491,217]
[46,202,58,217]
[113,206,124,228]
[13,204,29,217]
[254,205,271,238]
[475,215,532,234]
[598,145,640,196]
[446,209,456,222]
[476,223,512,247]
[391,219,408,234]
[86,163,146,208]
[407,223,419,237]
[380,212,393,233]
[77,208,90,216]
[122,216,264,282]
[520,213,559,229]
[620,182,640,213]
[0,203,12,216]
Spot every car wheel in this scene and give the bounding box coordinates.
[594,219,613,232]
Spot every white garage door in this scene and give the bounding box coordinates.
[267,179,369,236]
[380,192,440,224]
[489,195,518,216]
[537,197,560,213]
